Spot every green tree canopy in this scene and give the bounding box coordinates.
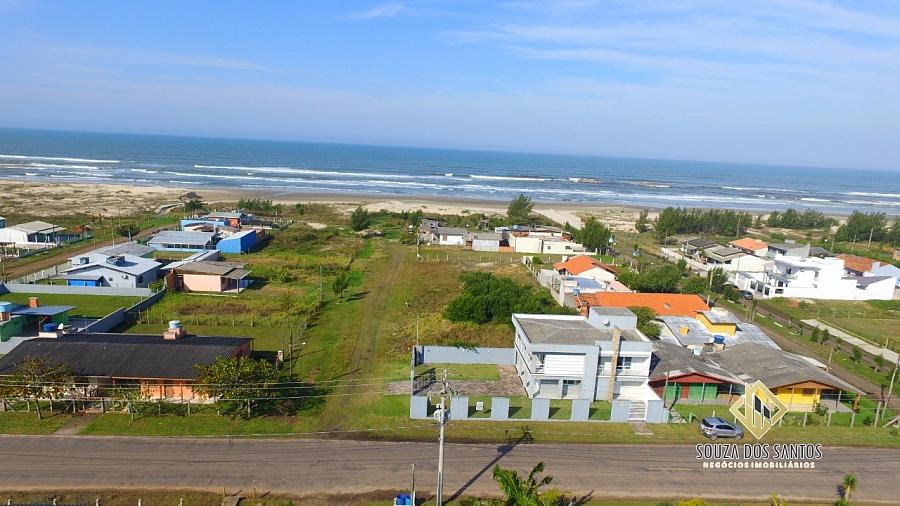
[445,272,572,324]
[491,462,554,506]
[577,217,612,253]
[194,357,280,416]
[635,210,651,233]
[350,206,371,231]
[618,265,683,293]
[507,194,535,224]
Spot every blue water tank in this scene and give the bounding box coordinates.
[42,323,58,332]
[394,494,412,505]
[713,335,726,344]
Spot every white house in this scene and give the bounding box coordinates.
[553,255,617,283]
[471,232,503,252]
[435,227,467,246]
[512,307,664,422]
[541,238,587,255]
[735,252,895,300]
[702,245,769,273]
[0,221,63,247]
[511,235,544,254]
[62,251,161,288]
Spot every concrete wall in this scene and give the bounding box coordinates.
[84,308,127,333]
[416,345,515,366]
[0,283,153,297]
[610,399,632,422]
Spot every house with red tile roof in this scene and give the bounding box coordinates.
[837,254,875,276]
[575,292,710,317]
[553,255,618,282]
[729,237,769,257]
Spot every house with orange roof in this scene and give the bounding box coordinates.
[575,292,710,317]
[553,254,618,283]
[836,254,875,276]
[729,237,769,257]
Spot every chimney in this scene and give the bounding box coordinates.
[28,297,40,308]
[0,302,12,322]
[163,320,186,340]
[679,325,689,336]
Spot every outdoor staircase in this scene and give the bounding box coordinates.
[627,400,647,421]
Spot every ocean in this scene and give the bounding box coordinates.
[0,128,897,214]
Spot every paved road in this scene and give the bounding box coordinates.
[1,436,898,503]
[803,319,899,365]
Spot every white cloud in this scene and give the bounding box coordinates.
[347,1,410,20]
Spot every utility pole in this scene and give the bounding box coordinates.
[435,368,449,506]
[411,463,416,506]
[867,226,874,248]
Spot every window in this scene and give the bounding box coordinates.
[617,357,633,370]
[802,388,814,396]
[137,275,144,283]
[563,379,580,385]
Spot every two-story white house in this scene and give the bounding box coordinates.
[735,250,895,300]
[512,307,662,420]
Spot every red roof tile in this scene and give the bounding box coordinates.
[577,292,710,317]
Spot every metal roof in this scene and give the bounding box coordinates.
[148,230,215,245]
[94,242,156,257]
[9,221,61,234]
[175,260,248,277]
[649,341,742,383]
[704,343,861,393]
[0,333,252,380]
[471,233,503,241]
[63,253,161,277]
[515,315,641,345]
[658,315,778,349]
[851,275,894,287]
[9,305,75,316]
[206,211,245,219]
[436,227,467,235]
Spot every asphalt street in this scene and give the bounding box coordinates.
[0,436,897,502]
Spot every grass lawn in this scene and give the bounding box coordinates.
[0,292,142,318]
[413,363,501,381]
[0,412,73,434]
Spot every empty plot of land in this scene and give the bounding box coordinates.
[0,292,142,318]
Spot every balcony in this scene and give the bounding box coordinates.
[598,367,647,377]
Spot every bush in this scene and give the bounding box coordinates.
[445,272,573,324]
[350,206,370,231]
[619,265,682,293]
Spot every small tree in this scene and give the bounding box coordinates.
[635,209,650,233]
[7,357,73,419]
[821,328,831,345]
[810,326,820,343]
[851,346,862,362]
[350,206,370,231]
[332,270,350,300]
[492,462,553,506]
[839,473,857,503]
[194,357,280,417]
[874,354,885,372]
[579,217,612,254]
[706,267,728,294]
[676,258,688,273]
[507,194,534,224]
[109,384,151,421]
[183,199,205,212]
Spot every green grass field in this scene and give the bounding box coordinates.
[0,292,142,318]
[0,412,73,435]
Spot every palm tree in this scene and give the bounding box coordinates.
[491,462,553,506]
[839,473,857,502]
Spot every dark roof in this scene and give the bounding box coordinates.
[0,333,252,380]
[649,341,742,383]
[851,275,893,288]
[684,238,718,249]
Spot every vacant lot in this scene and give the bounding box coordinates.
[0,292,142,318]
[762,297,900,352]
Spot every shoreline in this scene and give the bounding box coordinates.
[0,179,859,225]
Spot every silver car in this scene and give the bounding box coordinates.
[700,416,744,439]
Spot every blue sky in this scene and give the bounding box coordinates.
[1,0,899,170]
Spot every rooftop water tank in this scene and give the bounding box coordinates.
[168,320,182,330]
[713,335,726,345]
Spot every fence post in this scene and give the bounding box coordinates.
[802,412,808,427]
[827,411,832,426]
[850,412,856,427]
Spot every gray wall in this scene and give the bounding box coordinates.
[83,308,127,333]
[0,282,153,297]
[610,399,632,422]
[416,345,514,366]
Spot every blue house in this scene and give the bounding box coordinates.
[216,230,257,254]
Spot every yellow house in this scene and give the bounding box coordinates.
[709,343,862,412]
[696,308,738,336]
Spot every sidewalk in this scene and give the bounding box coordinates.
[801,319,899,364]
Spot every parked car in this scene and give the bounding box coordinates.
[699,416,744,439]
[740,290,754,300]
